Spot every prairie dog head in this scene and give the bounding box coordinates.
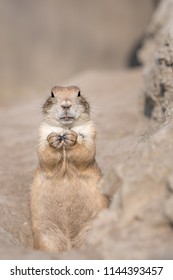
[42,86,90,127]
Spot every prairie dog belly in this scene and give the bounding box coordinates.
[32,173,100,218]
[31,172,104,242]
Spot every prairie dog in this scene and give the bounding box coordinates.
[30,86,108,252]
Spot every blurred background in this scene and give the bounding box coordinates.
[0,0,159,103]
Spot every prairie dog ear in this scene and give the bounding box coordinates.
[51,91,55,98]
[78,90,81,97]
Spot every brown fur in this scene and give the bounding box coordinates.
[30,86,108,252]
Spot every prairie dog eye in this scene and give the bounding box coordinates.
[51,92,54,98]
[78,91,81,97]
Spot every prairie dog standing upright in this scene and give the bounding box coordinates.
[30,86,108,252]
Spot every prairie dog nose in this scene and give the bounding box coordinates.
[61,99,72,109]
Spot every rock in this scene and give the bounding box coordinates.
[139,0,173,120]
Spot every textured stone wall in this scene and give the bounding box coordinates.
[139,0,173,120]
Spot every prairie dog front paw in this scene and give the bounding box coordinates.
[47,132,63,148]
[63,130,78,147]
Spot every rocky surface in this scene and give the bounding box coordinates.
[139,0,173,120]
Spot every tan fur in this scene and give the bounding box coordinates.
[30,86,108,252]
